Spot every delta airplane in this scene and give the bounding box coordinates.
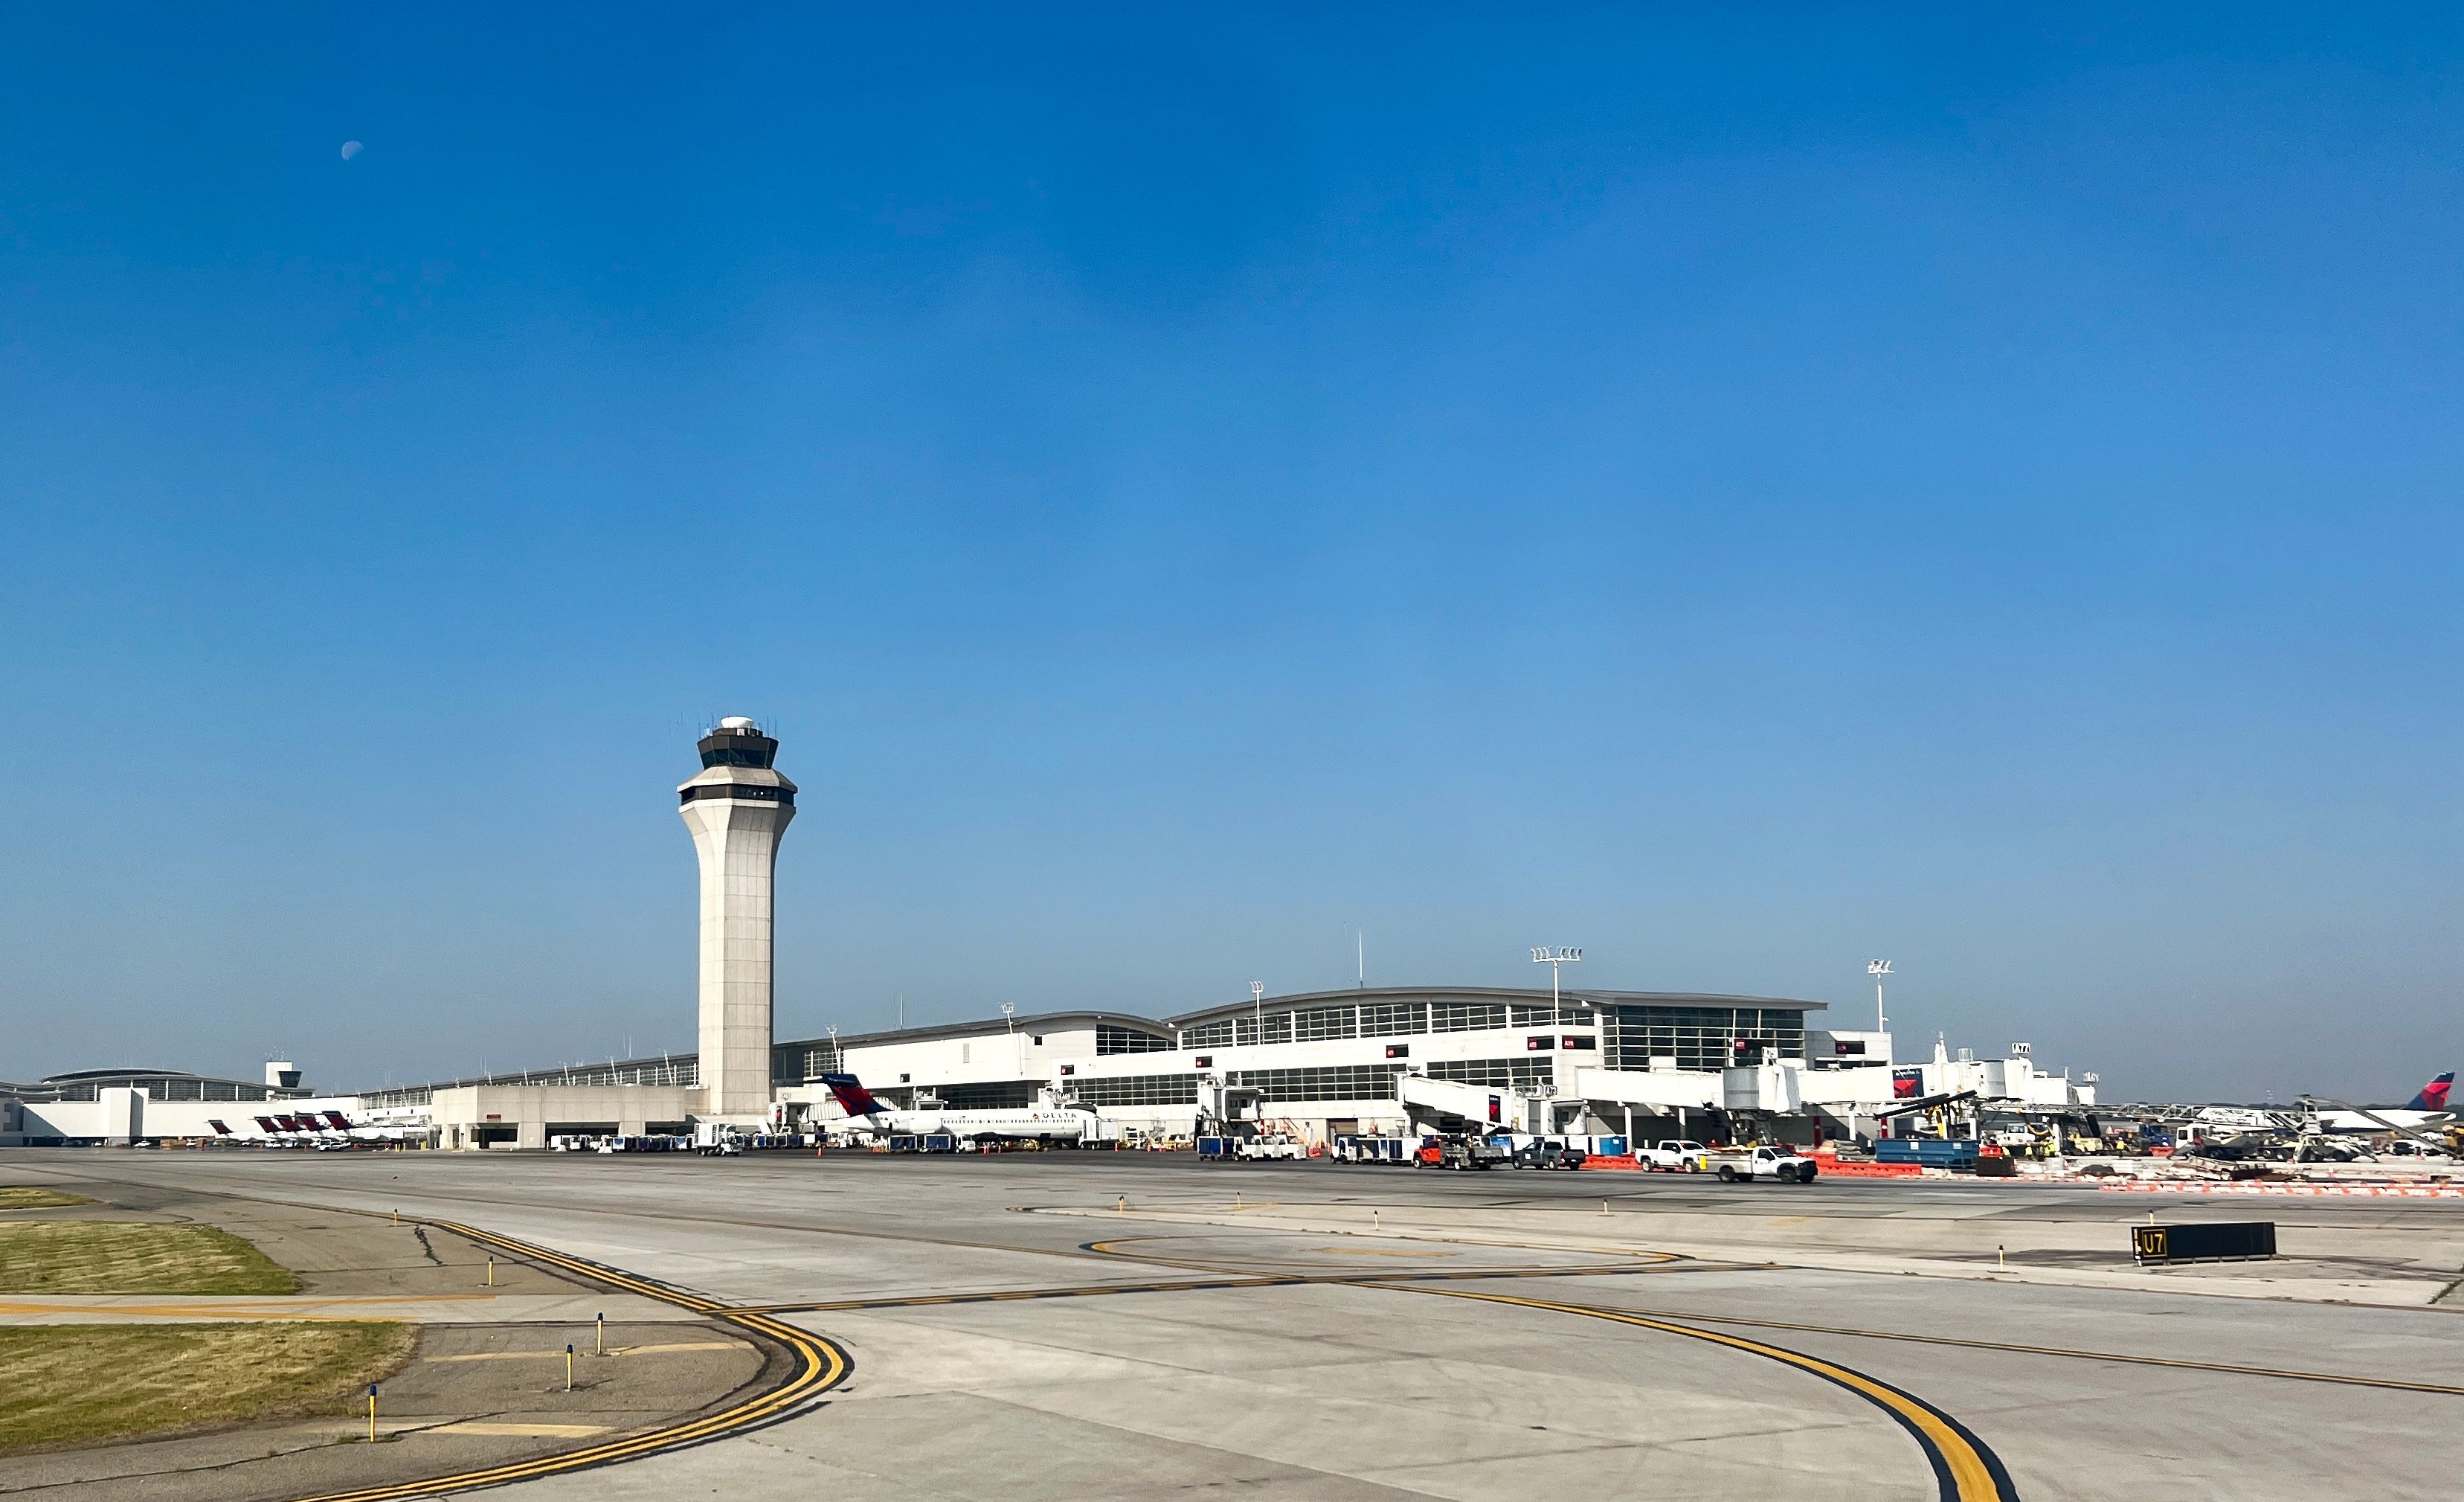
[2315,1072,2454,1136]
[817,1073,1105,1146]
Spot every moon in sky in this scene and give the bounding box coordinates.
[340,141,363,161]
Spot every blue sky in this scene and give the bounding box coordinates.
[2,7,2458,1101]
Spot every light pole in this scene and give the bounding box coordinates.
[1867,959,1892,1034]
[1001,1002,1019,1073]
[1249,981,1264,1044]
[1530,947,1581,1012]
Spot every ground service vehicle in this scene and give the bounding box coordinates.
[1713,1145,1818,1183]
[1331,1135,1410,1164]
[1513,1141,1589,1170]
[1234,1134,1308,1161]
[1418,1134,1511,1170]
[1639,1140,1709,1171]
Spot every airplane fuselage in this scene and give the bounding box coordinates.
[846,1107,1095,1142]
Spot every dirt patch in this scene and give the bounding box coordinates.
[0,1321,416,1454]
[0,1223,300,1294]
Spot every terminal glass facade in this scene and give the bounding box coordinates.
[1599,1005,1807,1073]
[931,1081,1039,1109]
[1358,1003,1428,1036]
[1226,1064,1405,1102]
[1070,1073,1203,1107]
[1424,1056,1556,1091]
[1292,1007,1357,1041]
[1184,999,1600,1049]
[1180,1019,1235,1049]
[1096,1025,1171,1055]
[780,1041,840,1082]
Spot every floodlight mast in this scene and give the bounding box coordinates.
[1867,959,1893,1034]
[1249,981,1265,1044]
[1529,946,1582,1010]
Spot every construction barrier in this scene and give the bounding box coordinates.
[2097,1179,2464,1198]
[1807,1158,1924,1178]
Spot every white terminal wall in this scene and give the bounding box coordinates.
[427,1085,705,1150]
[832,1025,1097,1088]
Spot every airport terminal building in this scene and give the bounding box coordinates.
[0,719,2094,1149]
[329,984,1917,1150]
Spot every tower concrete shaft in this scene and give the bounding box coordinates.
[678,717,796,1117]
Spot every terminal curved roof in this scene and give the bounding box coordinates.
[1163,985,1828,1028]
[4,1067,309,1103]
[786,1011,1175,1051]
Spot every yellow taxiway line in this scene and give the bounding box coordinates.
[1410,1288,2019,1502]
[279,1218,849,1502]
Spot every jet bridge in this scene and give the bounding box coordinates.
[1398,1073,1551,1136]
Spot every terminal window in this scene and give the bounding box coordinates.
[1226,1064,1404,1103]
[1071,1073,1202,1107]
[1096,1025,1171,1055]
[1601,1006,1805,1074]
[1180,1020,1235,1049]
[1431,1003,1509,1033]
[1426,1056,1554,1091]
[1232,1014,1294,1046]
[933,1081,1038,1110]
[1293,1007,1357,1042]
[1359,1003,1429,1036]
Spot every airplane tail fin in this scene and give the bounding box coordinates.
[323,1111,351,1131]
[207,1119,231,1135]
[2407,1071,2454,1113]
[818,1073,887,1117]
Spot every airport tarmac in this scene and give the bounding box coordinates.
[10,1149,2464,1501]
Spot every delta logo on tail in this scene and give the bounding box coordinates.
[817,1073,888,1117]
[2408,1072,2454,1113]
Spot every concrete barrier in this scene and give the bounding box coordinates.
[2097,1179,2464,1198]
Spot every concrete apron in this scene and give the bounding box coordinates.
[1038,1204,2464,1307]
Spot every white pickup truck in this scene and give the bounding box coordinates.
[1711,1144,1818,1184]
[1638,1140,1710,1172]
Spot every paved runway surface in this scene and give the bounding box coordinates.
[13,1150,2464,1501]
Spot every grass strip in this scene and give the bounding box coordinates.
[0,1189,91,1210]
[0,1322,416,1453]
[0,1223,300,1294]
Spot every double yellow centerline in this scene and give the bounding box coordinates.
[286,1219,849,1502]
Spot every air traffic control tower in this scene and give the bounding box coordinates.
[679,717,797,1118]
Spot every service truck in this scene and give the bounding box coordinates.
[1710,1144,1818,1184]
[1511,1140,1589,1170]
[1638,1140,1710,1172]
[1416,1134,1511,1170]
